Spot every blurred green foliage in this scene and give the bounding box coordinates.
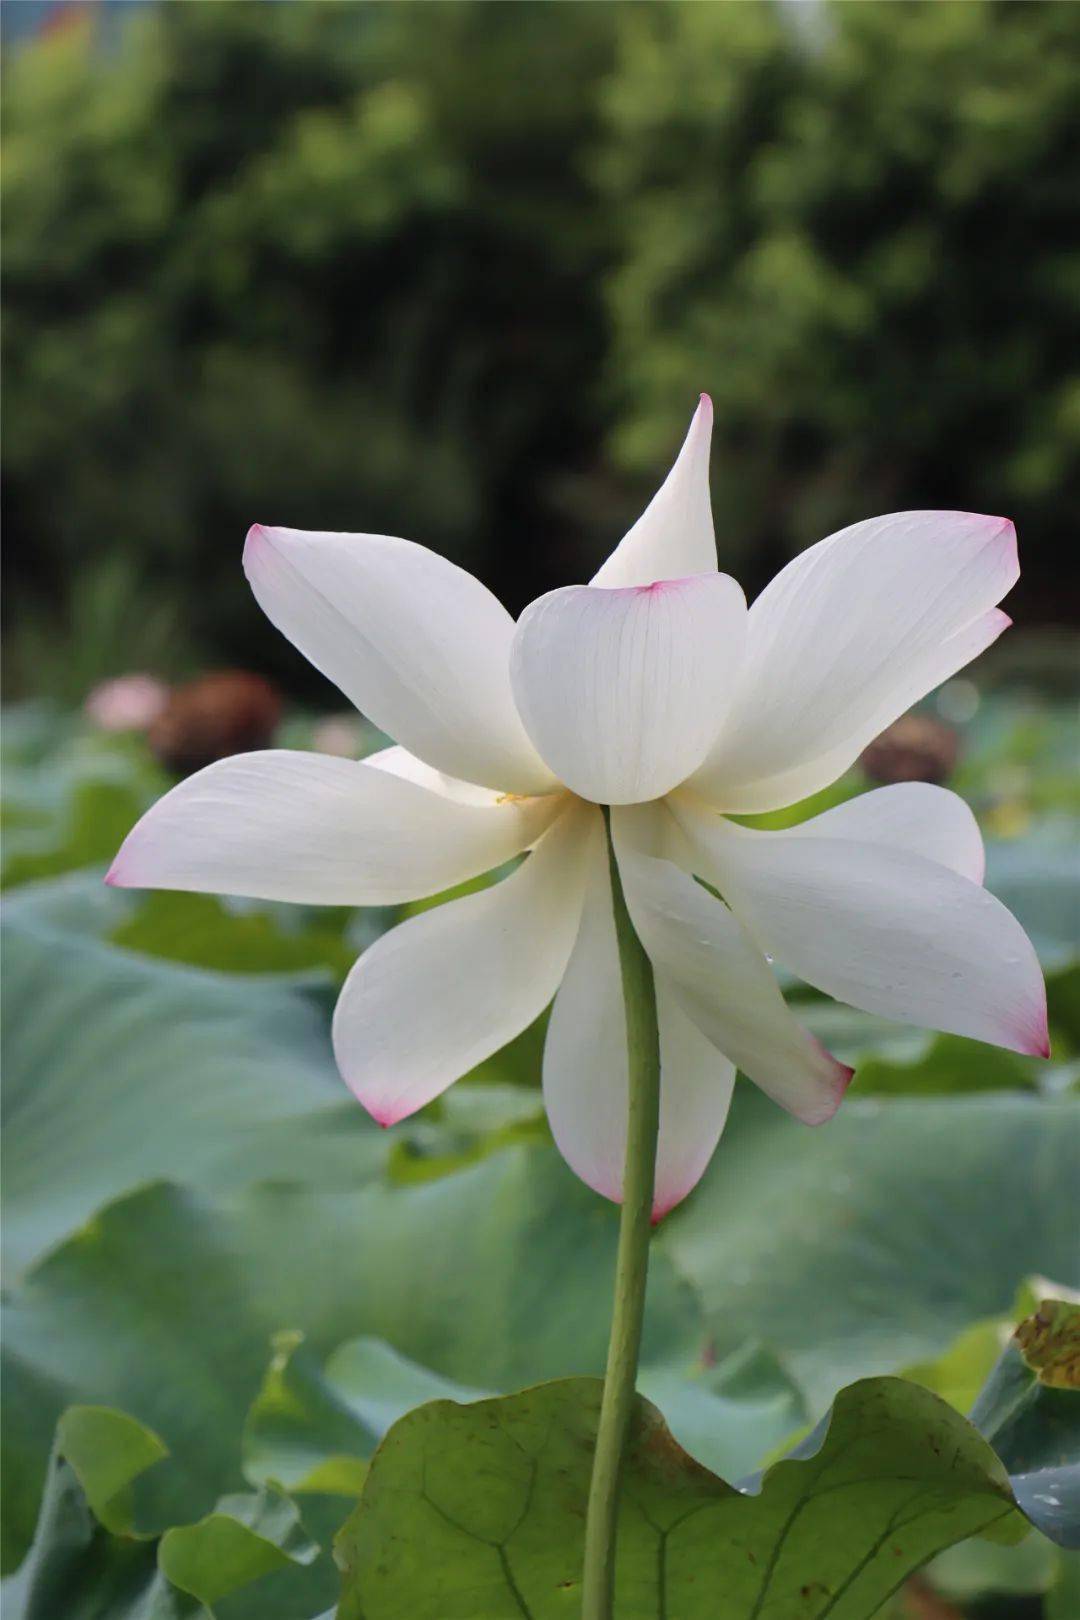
[3,0,1078,700]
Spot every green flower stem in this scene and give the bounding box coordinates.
[581,808,662,1620]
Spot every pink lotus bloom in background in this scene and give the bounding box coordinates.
[84,673,170,732]
[109,397,1048,1217]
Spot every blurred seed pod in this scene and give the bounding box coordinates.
[148,671,282,775]
[859,712,959,786]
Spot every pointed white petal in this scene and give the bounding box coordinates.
[650,990,736,1219]
[244,526,558,795]
[744,783,985,883]
[692,512,1017,812]
[108,750,561,905]
[511,573,747,804]
[333,804,596,1124]
[543,842,734,1217]
[591,396,718,588]
[674,804,1049,1058]
[611,806,852,1125]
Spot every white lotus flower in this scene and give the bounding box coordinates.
[109,396,1048,1217]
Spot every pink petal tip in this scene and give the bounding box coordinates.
[358,1097,405,1129]
[1020,990,1051,1060]
[828,1060,857,1112]
[243,523,268,560]
[803,1045,857,1125]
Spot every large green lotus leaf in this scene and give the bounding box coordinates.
[1,777,147,892]
[2,867,362,982]
[2,1188,294,1566]
[241,1332,485,1496]
[0,868,137,939]
[0,917,387,1280]
[800,1010,1042,1096]
[0,884,556,1289]
[3,1336,799,1614]
[110,890,358,981]
[6,1075,1077,1572]
[239,1328,805,1510]
[0,719,166,892]
[658,1085,1080,1410]
[0,1149,700,1572]
[1,1405,335,1620]
[335,1375,1025,1620]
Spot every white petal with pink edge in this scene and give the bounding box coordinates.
[107,749,561,906]
[244,525,558,796]
[690,511,1018,813]
[591,395,718,588]
[543,837,734,1218]
[672,801,1049,1058]
[707,781,985,884]
[510,573,746,805]
[333,803,596,1126]
[610,805,852,1125]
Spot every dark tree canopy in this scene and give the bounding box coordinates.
[3,0,1077,698]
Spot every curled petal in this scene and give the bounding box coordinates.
[591,395,717,587]
[692,512,1018,812]
[611,806,852,1125]
[244,525,558,795]
[673,800,1049,1058]
[511,574,746,804]
[107,749,561,906]
[333,803,596,1125]
[543,839,734,1217]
